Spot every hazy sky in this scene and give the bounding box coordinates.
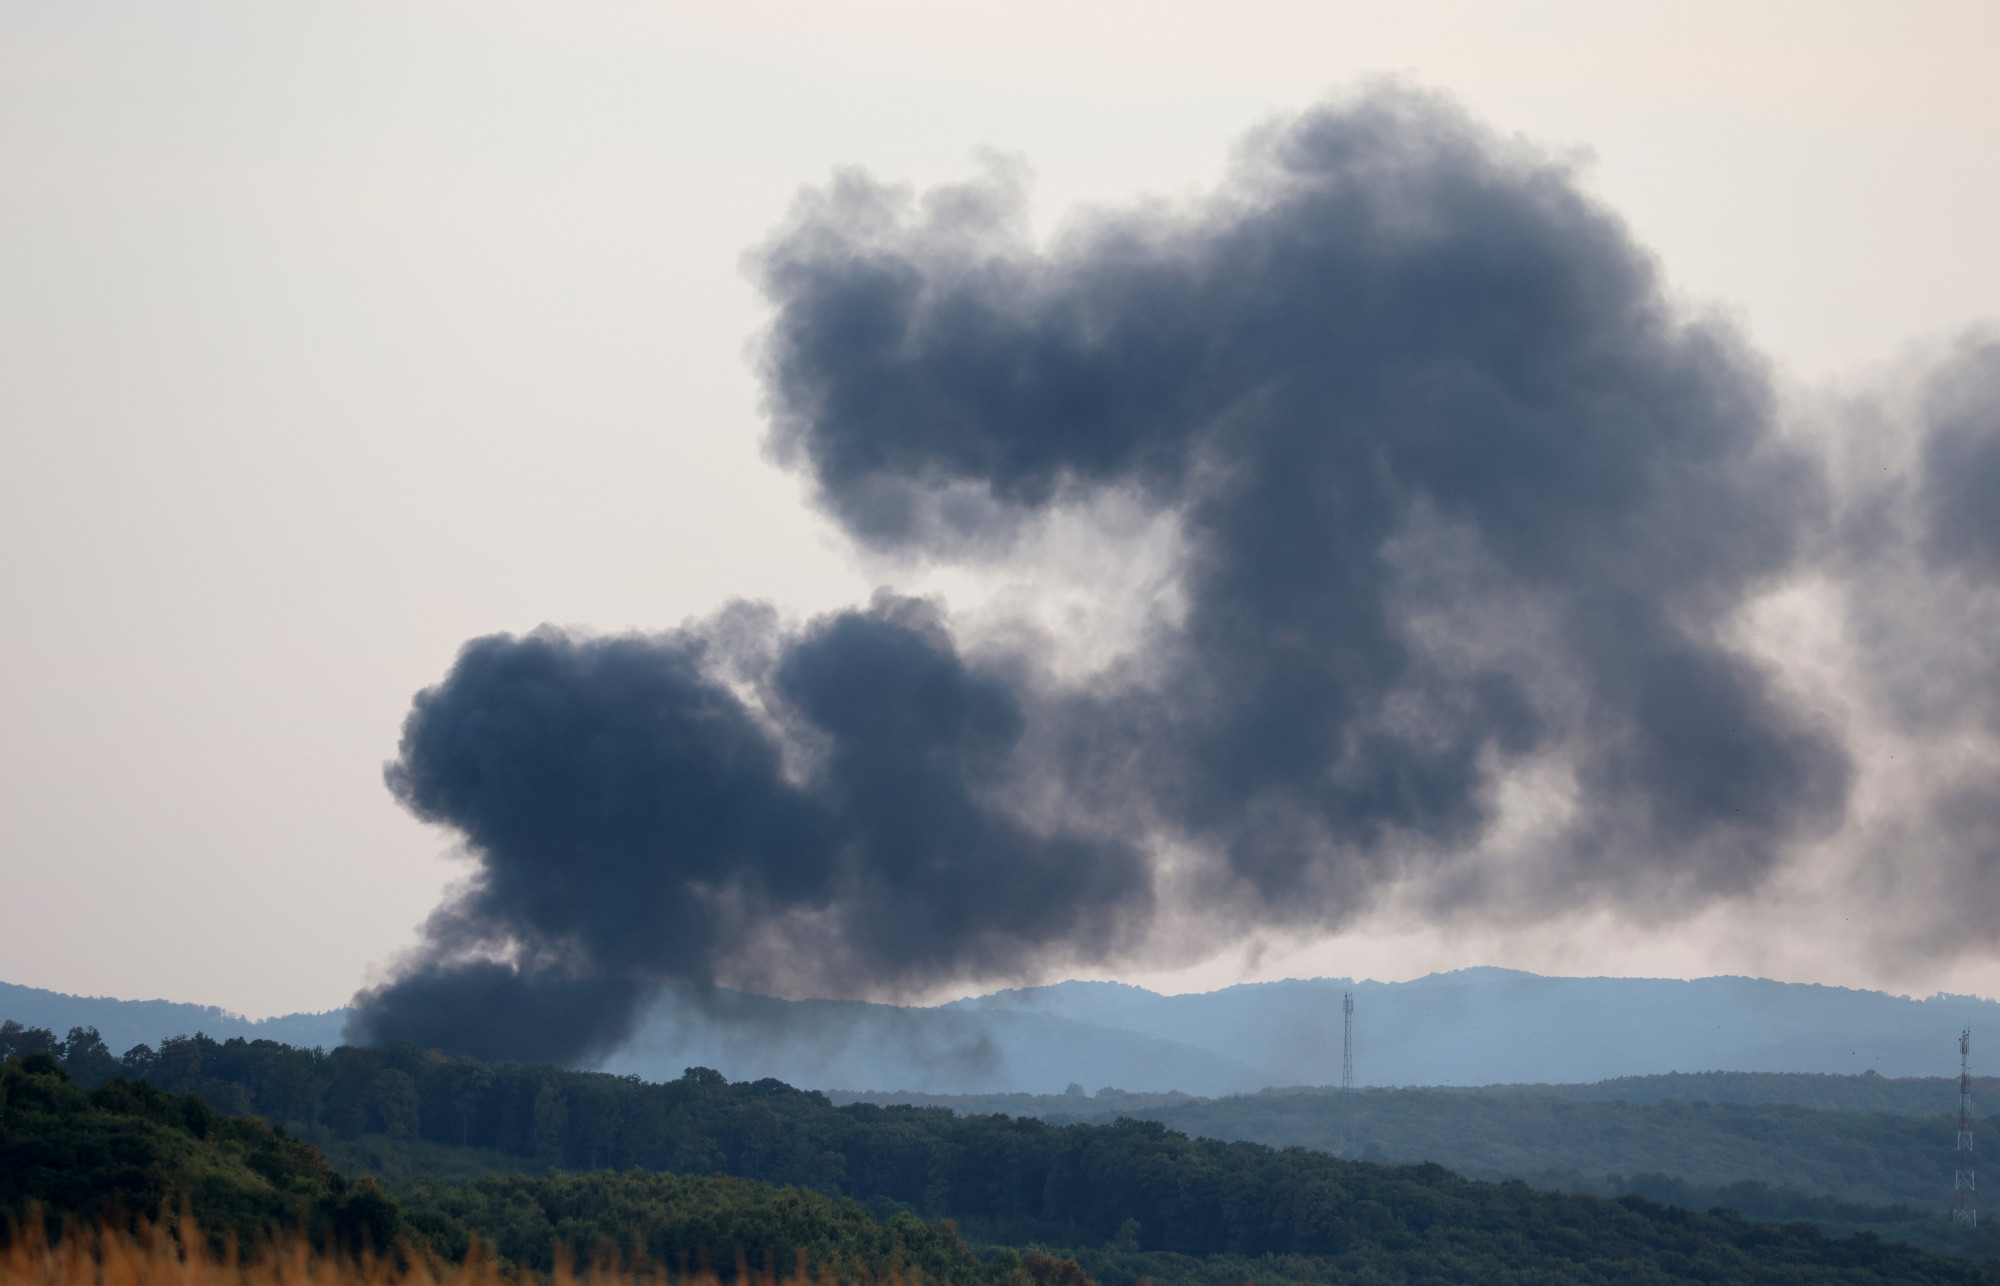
[4,0,1998,1019]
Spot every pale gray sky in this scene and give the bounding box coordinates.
[3,0,1997,1018]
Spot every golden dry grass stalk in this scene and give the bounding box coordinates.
[0,1213,908,1286]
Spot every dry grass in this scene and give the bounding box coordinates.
[0,1214,901,1286]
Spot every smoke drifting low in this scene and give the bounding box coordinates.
[351,599,1149,1062]
[349,89,1996,1063]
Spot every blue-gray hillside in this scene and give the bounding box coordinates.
[0,980,348,1055]
[10,968,1997,1093]
[953,969,2000,1086]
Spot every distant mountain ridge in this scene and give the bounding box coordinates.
[6,968,1995,1094]
[0,980,349,1055]
[952,969,2000,1086]
[578,970,2000,1091]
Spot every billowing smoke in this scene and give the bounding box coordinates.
[350,598,1149,1062]
[753,90,1847,917]
[1918,338,2000,580]
[351,88,1984,1063]
[1821,333,2000,966]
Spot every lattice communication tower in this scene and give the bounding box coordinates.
[1342,992,1354,1091]
[1956,1028,1978,1228]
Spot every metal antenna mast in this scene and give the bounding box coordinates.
[1342,992,1354,1091]
[1956,1028,1978,1227]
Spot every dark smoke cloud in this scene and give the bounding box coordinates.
[348,599,1149,1058]
[1919,335,2000,581]
[759,89,1847,910]
[354,88,1863,1062]
[1829,333,2000,966]
[1832,333,2000,740]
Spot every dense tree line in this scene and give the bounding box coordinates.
[13,1019,1988,1215]
[837,1084,2000,1262]
[1099,1086,1987,1209]
[29,1020,1979,1217]
[1470,1071,2000,1115]
[0,1050,400,1251]
[7,1048,1998,1285]
[14,1020,2000,1272]
[399,1170,998,1279]
[0,1050,1065,1285]
[1,1021,123,1087]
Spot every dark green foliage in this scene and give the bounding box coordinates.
[107,1032,1982,1219]
[1087,1087,1984,1208]
[395,1171,990,1280]
[1468,1071,2000,1115]
[312,1132,531,1185]
[0,1054,403,1252]
[1567,1174,2000,1261]
[0,1023,123,1088]
[116,1030,1998,1216]
[6,1045,1996,1283]
[51,1033,2000,1280]
[379,1167,2000,1285]
[58,1028,125,1088]
[0,1055,1055,1285]
[0,1022,60,1062]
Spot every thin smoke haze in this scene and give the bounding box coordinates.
[349,88,2000,1065]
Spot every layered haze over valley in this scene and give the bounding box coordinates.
[12,970,1995,1095]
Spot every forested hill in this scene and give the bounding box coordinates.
[0,1051,401,1250]
[1,1024,1987,1223]
[6,1049,1998,1286]
[1085,1088,1984,1208]
[0,1051,1032,1284]
[841,1082,1990,1211]
[1477,1071,1991,1114]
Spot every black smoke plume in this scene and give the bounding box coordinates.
[352,88,1862,1062]
[349,598,1149,1061]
